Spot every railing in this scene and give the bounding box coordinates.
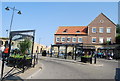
[45,52,97,64]
[0,53,39,80]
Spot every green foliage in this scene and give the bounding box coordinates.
[106,41,110,45]
[10,54,32,59]
[116,34,120,44]
[116,24,120,34]
[82,55,92,58]
[18,38,32,55]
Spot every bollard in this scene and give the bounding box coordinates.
[90,57,92,64]
[1,57,5,79]
[94,54,96,64]
[22,56,26,73]
[33,55,36,68]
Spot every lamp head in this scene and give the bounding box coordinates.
[5,7,10,11]
[18,11,22,14]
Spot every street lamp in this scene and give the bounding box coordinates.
[5,6,22,35]
[6,30,8,38]
[1,6,22,79]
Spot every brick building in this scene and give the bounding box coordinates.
[54,13,117,52]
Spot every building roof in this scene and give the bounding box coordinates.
[0,37,9,40]
[55,26,88,35]
[88,13,116,26]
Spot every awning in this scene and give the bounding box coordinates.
[77,46,95,49]
[98,47,115,50]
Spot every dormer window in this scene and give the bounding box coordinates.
[63,29,67,33]
[76,30,80,33]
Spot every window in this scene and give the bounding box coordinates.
[56,37,60,42]
[99,27,104,33]
[107,28,111,33]
[92,38,96,43]
[99,20,104,23]
[107,37,111,41]
[78,38,82,43]
[63,29,67,33]
[72,38,76,42]
[76,30,80,33]
[61,37,65,42]
[99,37,104,43]
[67,37,71,42]
[92,27,96,33]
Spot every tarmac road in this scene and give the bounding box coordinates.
[28,56,118,79]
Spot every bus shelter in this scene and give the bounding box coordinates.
[1,30,36,80]
[50,43,96,64]
[50,43,83,60]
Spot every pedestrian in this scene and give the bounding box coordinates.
[2,46,9,58]
[0,45,5,57]
[0,45,5,52]
[111,52,114,59]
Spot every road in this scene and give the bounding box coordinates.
[28,56,118,79]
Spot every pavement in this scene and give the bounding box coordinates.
[40,56,118,66]
[0,58,42,80]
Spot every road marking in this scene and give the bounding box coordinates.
[92,64,104,67]
[26,64,43,79]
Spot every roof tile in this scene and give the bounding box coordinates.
[55,26,88,35]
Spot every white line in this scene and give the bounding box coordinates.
[26,63,43,79]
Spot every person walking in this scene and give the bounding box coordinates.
[0,45,5,57]
[2,46,9,59]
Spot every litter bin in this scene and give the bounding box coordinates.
[42,50,46,56]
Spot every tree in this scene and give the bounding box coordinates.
[116,24,120,34]
[18,38,32,55]
[116,34,120,44]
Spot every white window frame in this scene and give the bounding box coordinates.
[78,37,82,43]
[107,37,111,41]
[92,37,96,43]
[61,37,66,42]
[72,37,76,42]
[99,37,104,43]
[92,27,96,33]
[106,27,111,33]
[67,37,71,42]
[99,27,104,33]
[56,37,60,42]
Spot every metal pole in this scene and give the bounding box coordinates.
[50,44,52,57]
[9,6,15,34]
[6,30,9,38]
[31,31,35,67]
[57,46,60,58]
[1,7,15,79]
[1,57,5,79]
[75,46,77,60]
[64,46,67,59]
[72,46,74,59]
[94,51,97,64]
[39,38,41,53]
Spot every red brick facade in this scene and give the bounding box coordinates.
[54,13,116,45]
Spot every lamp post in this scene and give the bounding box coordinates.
[5,6,21,36]
[6,30,8,38]
[1,6,22,79]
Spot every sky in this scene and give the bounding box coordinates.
[1,2,118,46]
[1,0,120,2]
